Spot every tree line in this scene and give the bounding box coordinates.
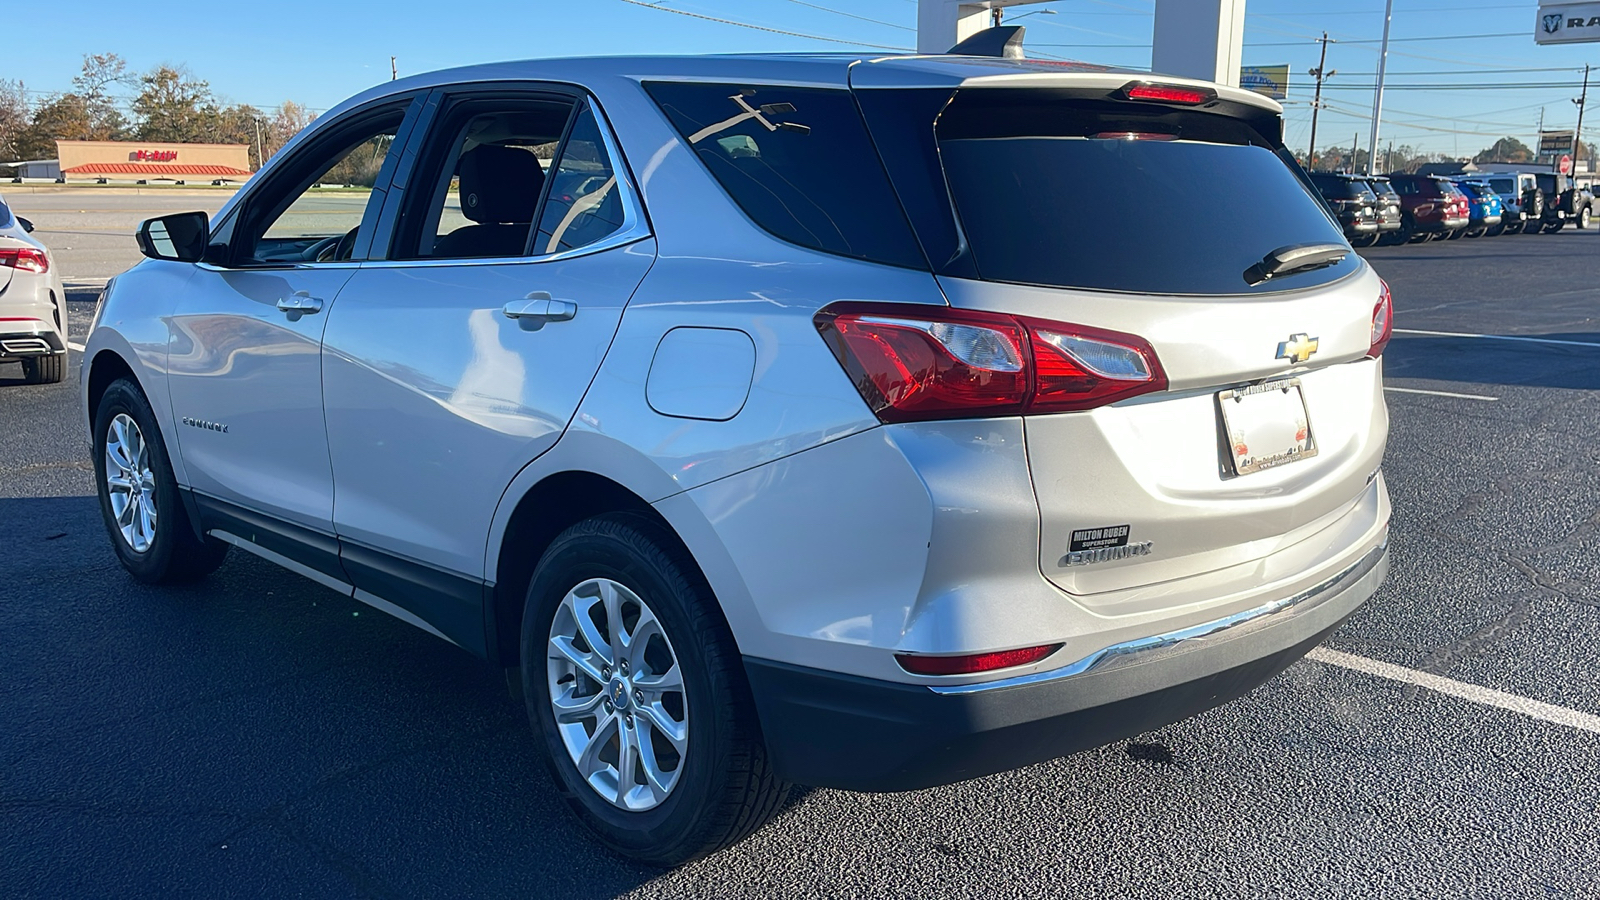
[0,53,313,170]
[1295,135,1600,175]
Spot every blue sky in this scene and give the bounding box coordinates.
[3,0,1590,156]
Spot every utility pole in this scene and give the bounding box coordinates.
[1353,130,1360,172]
[391,56,398,81]
[1367,0,1394,175]
[1574,64,1590,175]
[1307,33,1336,171]
[253,116,264,171]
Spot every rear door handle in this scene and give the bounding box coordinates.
[276,292,324,316]
[502,291,577,325]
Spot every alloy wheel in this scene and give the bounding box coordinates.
[104,413,157,553]
[547,577,689,811]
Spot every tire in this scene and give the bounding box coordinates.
[1503,220,1523,235]
[1486,223,1506,237]
[1351,233,1378,248]
[1396,216,1418,244]
[522,513,789,866]
[21,353,65,384]
[1544,221,1565,234]
[1580,206,1592,229]
[93,378,229,583]
[1465,227,1484,238]
[1446,228,1465,240]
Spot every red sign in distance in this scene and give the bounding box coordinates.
[130,150,178,162]
[1560,154,1573,175]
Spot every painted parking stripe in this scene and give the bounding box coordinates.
[68,342,85,352]
[1384,386,1498,401]
[1307,647,1600,735]
[1395,328,1600,349]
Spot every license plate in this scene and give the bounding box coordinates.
[1218,378,1317,476]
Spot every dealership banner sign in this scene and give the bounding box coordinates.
[1240,65,1289,100]
[1538,3,1600,43]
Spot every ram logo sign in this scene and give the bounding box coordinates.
[1537,3,1600,43]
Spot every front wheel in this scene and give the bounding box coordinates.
[522,514,789,865]
[1580,207,1592,229]
[93,378,229,583]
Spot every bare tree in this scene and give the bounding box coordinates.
[0,79,29,162]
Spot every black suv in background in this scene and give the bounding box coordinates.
[1308,173,1379,245]
[1363,176,1403,243]
[1532,172,1594,232]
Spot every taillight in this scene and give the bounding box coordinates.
[1368,279,1393,359]
[0,247,48,274]
[815,304,1167,422]
[896,643,1062,676]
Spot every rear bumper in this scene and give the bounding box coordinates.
[747,542,1387,792]
[0,320,65,359]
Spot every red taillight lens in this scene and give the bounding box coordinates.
[816,304,1167,422]
[0,247,48,274]
[896,643,1062,676]
[1120,82,1216,105]
[1368,279,1393,359]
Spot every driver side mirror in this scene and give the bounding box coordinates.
[137,211,210,263]
[16,216,34,233]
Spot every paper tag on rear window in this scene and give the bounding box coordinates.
[1070,525,1131,552]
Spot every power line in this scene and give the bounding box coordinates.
[771,0,914,33]
[615,0,909,50]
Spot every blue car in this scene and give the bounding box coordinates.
[1448,178,1504,238]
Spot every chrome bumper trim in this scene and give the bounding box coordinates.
[927,539,1388,696]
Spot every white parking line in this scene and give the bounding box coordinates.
[1307,647,1600,735]
[67,342,85,353]
[1384,386,1498,401]
[1395,328,1600,349]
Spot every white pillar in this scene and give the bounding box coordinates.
[917,0,1056,54]
[1152,0,1247,86]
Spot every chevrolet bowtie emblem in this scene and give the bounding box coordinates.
[1275,333,1320,365]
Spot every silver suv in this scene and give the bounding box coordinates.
[83,54,1392,864]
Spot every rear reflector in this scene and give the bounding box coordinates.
[896,644,1062,676]
[0,247,48,274]
[1120,82,1217,105]
[815,303,1167,422]
[1368,279,1393,358]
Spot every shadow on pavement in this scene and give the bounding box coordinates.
[1385,333,1600,392]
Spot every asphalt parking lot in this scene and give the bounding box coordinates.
[3,190,1599,898]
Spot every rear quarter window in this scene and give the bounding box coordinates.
[645,81,926,270]
[0,197,12,229]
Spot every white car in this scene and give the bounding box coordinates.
[83,53,1392,864]
[0,194,68,383]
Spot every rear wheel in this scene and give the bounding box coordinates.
[1544,221,1565,234]
[1580,206,1593,229]
[93,378,229,583]
[1446,228,1465,240]
[1350,233,1378,248]
[21,353,64,384]
[1486,223,1506,237]
[522,514,789,865]
[1396,217,1419,244]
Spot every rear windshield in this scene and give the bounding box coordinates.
[1486,177,1516,195]
[929,93,1354,295]
[1310,174,1373,201]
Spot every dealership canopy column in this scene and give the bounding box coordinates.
[917,0,1247,87]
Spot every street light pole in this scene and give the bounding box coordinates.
[1366,0,1394,175]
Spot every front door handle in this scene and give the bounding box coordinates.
[276,292,324,316]
[502,291,577,326]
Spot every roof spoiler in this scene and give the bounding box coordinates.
[947,25,1026,59]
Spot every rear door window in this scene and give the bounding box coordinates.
[928,91,1354,295]
[644,81,926,270]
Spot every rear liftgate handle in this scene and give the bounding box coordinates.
[502,291,578,331]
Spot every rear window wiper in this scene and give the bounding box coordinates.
[1243,242,1349,287]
